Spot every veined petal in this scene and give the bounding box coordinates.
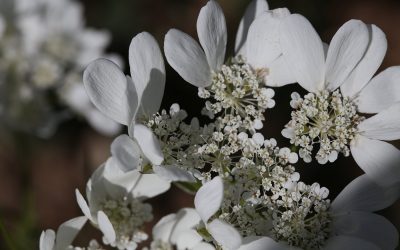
[325,20,369,91]
[55,216,87,250]
[170,208,202,244]
[97,211,116,244]
[356,66,400,113]
[267,55,296,87]
[75,189,92,220]
[129,32,165,117]
[351,136,400,187]
[239,236,292,250]
[235,0,269,56]
[85,109,121,136]
[280,14,325,93]
[131,173,171,199]
[133,124,164,166]
[323,235,379,250]
[197,0,227,71]
[246,9,291,69]
[83,59,138,125]
[208,219,242,250]
[153,165,196,182]
[110,134,142,172]
[164,29,211,87]
[358,103,400,141]
[331,174,400,213]
[194,176,224,222]
[340,25,387,98]
[39,230,55,250]
[333,211,398,250]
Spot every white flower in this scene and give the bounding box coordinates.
[39,216,87,250]
[149,208,214,250]
[75,161,170,249]
[237,174,400,250]
[83,32,166,167]
[164,0,293,89]
[280,14,400,186]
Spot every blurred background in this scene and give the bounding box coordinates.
[1,0,400,249]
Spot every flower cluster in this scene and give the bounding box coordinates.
[40,0,400,250]
[0,0,120,136]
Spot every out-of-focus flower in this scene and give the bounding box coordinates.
[0,0,120,136]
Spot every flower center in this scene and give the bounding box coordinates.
[100,198,153,248]
[198,56,275,131]
[282,90,364,164]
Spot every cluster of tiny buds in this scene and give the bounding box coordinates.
[282,90,364,164]
[198,56,275,132]
[69,240,106,250]
[100,198,153,249]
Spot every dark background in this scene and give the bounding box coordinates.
[1,0,399,249]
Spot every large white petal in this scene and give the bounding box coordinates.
[239,236,292,250]
[333,211,398,250]
[133,124,164,166]
[39,230,55,250]
[153,165,196,182]
[176,230,203,250]
[55,216,87,250]
[267,55,297,87]
[75,189,92,220]
[192,242,216,250]
[331,174,400,213]
[85,109,121,136]
[235,0,269,55]
[129,32,165,117]
[358,103,400,141]
[246,9,291,69]
[83,59,138,125]
[197,0,227,71]
[97,211,116,244]
[351,136,400,187]
[131,173,171,199]
[340,25,387,98]
[110,134,142,172]
[323,236,379,250]
[208,219,242,250]
[325,20,369,91]
[356,66,400,113]
[164,29,211,87]
[194,176,224,222]
[280,14,325,93]
[152,213,177,242]
[170,208,201,244]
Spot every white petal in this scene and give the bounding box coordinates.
[324,236,379,250]
[208,219,242,250]
[235,0,269,55]
[39,230,55,250]
[192,242,216,250]
[176,230,203,250]
[170,208,202,244]
[133,124,164,166]
[153,165,196,182]
[267,55,297,87]
[129,32,165,117]
[333,211,398,250]
[75,189,92,220]
[358,103,400,141]
[164,29,211,87]
[97,211,116,244]
[152,213,177,242]
[356,66,400,113]
[325,20,369,91]
[194,176,224,222]
[280,14,325,93]
[239,236,291,250]
[246,9,290,69]
[83,59,138,125]
[340,25,387,98]
[110,134,142,172]
[131,173,171,199]
[351,136,400,187]
[85,109,121,136]
[55,216,88,250]
[197,0,227,70]
[331,174,400,213]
